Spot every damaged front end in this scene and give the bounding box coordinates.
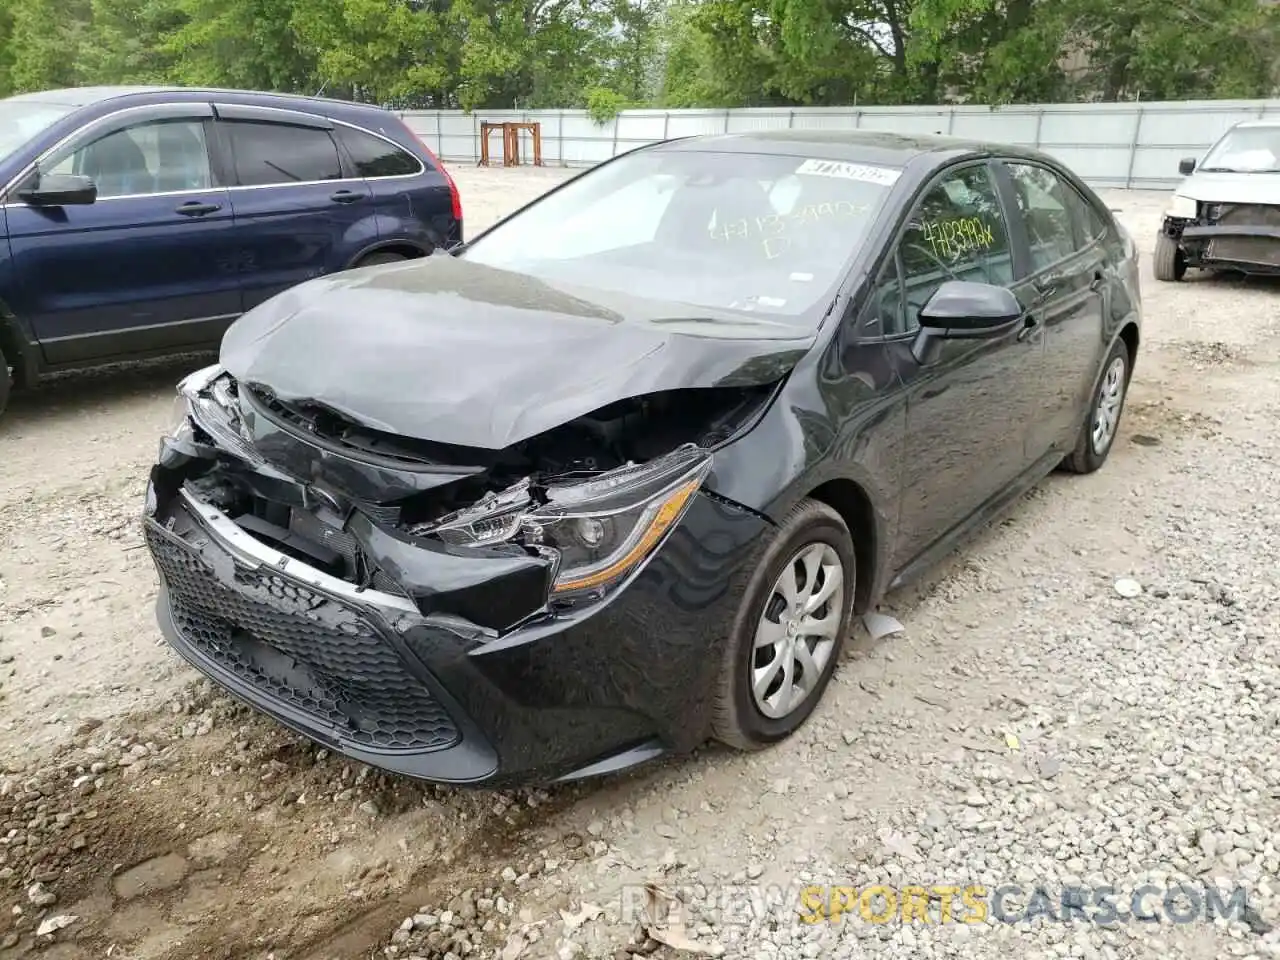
[1164,200,1280,274]
[143,362,778,782]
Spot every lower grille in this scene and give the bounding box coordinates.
[146,523,460,752]
[1207,236,1280,267]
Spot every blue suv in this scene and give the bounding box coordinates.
[0,85,464,417]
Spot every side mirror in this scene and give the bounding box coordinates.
[18,173,98,207]
[911,281,1023,365]
[1178,157,1196,176]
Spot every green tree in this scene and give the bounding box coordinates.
[78,0,187,85]
[9,0,91,92]
[163,0,316,91]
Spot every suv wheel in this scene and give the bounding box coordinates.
[356,251,409,269]
[1153,233,1186,282]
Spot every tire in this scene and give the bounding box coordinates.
[1153,233,1186,282]
[354,251,409,269]
[711,498,856,751]
[1061,338,1131,475]
[0,344,10,421]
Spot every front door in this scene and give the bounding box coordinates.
[213,106,374,312]
[871,161,1048,571]
[4,104,242,366]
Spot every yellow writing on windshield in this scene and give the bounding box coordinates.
[709,201,870,244]
[921,218,995,259]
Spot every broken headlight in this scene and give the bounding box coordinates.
[172,364,263,464]
[533,444,712,600]
[1168,194,1197,219]
[420,444,713,603]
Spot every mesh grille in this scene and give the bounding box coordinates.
[1207,236,1280,267]
[1207,203,1280,228]
[147,523,459,752]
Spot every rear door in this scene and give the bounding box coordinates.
[999,161,1109,456]
[867,161,1048,570]
[213,104,375,311]
[4,102,241,365]
[332,122,454,252]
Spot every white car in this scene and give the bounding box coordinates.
[1155,119,1280,281]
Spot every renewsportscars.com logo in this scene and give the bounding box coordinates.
[617,882,1257,928]
[796,884,1253,925]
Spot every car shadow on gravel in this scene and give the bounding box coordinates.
[1,352,215,435]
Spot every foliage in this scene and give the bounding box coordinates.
[585,86,628,123]
[0,0,1272,110]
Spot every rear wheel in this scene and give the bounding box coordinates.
[1062,338,1131,475]
[354,251,410,269]
[711,499,856,750]
[1153,233,1186,282]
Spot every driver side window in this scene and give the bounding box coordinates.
[43,118,214,199]
[889,165,1013,336]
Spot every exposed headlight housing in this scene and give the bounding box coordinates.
[1167,194,1198,220]
[419,444,714,604]
[171,363,263,464]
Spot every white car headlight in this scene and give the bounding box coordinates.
[1167,194,1198,219]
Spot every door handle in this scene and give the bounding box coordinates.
[1016,315,1040,343]
[330,190,363,204]
[175,201,222,217]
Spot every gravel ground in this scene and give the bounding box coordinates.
[0,166,1278,960]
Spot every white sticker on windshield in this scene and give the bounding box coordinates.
[790,272,814,282]
[795,158,901,186]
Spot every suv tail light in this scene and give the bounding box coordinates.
[399,119,462,222]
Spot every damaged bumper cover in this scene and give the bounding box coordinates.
[1163,203,1280,272]
[144,369,773,786]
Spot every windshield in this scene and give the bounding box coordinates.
[0,100,76,165]
[460,148,901,321]
[1199,126,1280,174]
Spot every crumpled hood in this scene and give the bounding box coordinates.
[219,256,815,450]
[1176,171,1280,205]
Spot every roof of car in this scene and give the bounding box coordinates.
[1,85,375,112]
[657,128,1035,167]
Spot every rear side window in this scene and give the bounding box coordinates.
[336,126,422,178]
[1068,187,1110,243]
[1005,162,1079,271]
[223,120,342,186]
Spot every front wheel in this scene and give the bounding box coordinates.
[0,344,10,420]
[1061,339,1131,475]
[711,498,856,750]
[1153,233,1186,282]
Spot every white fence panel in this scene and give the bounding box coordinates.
[399,98,1280,189]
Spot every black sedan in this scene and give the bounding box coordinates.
[143,130,1142,787]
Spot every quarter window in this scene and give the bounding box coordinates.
[888,164,1013,336]
[1006,163,1079,271]
[223,120,343,186]
[336,126,422,178]
[45,118,213,199]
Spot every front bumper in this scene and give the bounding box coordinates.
[1163,209,1280,273]
[144,474,770,787]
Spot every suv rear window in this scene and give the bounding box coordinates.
[336,126,422,178]
[224,120,343,186]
